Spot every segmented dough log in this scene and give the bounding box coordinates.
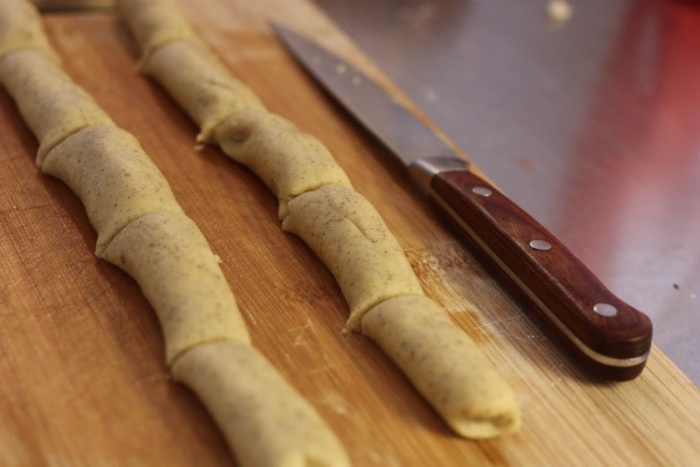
[101,211,250,363]
[117,0,197,65]
[215,109,353,218]
[141,39,264,144]
[116,0,520,441]
[3,1,349,464]
[0,0,57,63]
[0,49,113,164]
[172,341,351,467]
[362,295,521,438]
[282,185,424,330]
[42,124,184,256]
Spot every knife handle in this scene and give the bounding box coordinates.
[427,165,653,380]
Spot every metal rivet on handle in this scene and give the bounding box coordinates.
[472,186,493,197]
[593,303,618,317]
[529,239,552,251]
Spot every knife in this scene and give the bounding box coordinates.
[271,23,652,381]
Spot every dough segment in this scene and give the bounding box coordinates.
[173,341,350,467]
[0,49,113,165]
[362,295,521,438]
[282,185,423,330]
[215,109,353,218]
[1,2,350,466]
[117,0,520,442]
[142,39,265,144]
[41,124,184,256]
[0,0,57,63]
[117,0,198,66]
[101,211,250,362]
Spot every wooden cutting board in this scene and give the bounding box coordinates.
[1,1,699,465]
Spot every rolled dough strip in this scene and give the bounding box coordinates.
[0,0,58,63]
[0,49,113,165]
[3,1,349,464]
[361,295,521,438]
[118,0,351,211]
[116,0,197,66]
[116,0,520,441]
[42,124,184,256]
[101,211,250,362]
[172,341,351,467]
[142,39,265,144]
[282,185,424,331]
[215,109,353,218]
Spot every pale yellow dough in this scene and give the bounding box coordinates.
[0,0,58,63]
[101,211,250,362]
[42,124,184,256]
[3,0,350,465]
[215,109,353,219]
[142,39,265,144]
[173,341,351,467]
[362,295,521,438]
[282,185,424,330]
[117,0,197,66]
[0,49,113,165]
[115,0,520,443]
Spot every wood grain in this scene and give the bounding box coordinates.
[1,1,699,466]
[432,168,653,380]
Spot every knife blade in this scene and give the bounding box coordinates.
[271,23,653,381]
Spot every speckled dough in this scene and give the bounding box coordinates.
[41,124,184,256]
[115,0,520,445]
[172,341,351,467]
[282,185,424,330]
[362,295,521,438]
[101,211,251,363]
[0,0,58,63]
[2,2,350,465]
[215,109,353,218]
[0,49,113,164]
[142,40,265,144]
[117,0,197,66]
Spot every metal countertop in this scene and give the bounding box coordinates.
[316,0,700,384]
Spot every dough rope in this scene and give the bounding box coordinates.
[362,295,521,438]
[116,0,521,440]
[117,0,520,438]
[0,2,349,466]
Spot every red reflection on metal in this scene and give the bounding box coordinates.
[558,1,700,288]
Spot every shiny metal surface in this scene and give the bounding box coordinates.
[273,23,459,171]
[594,303,619,317]
[529,239,553,251]
[472,186,493,197]
[315,0,700,384]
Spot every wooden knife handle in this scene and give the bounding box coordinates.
[430,169,653,380]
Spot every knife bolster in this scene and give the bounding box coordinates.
[408,155,469,196]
